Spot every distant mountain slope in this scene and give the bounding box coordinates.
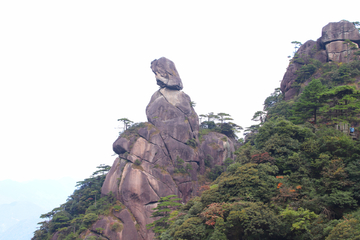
[0,178,76,240]
[0,202,43,240]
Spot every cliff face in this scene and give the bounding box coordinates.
[281,20,360,100]
[92,57,236,240]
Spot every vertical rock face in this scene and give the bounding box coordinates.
[280,20,360,100]
[326,40,359,62]
[100,57,236,240]
[321,20,360,45]
[280,40,328,100]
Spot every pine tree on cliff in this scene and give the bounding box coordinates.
[291,79,326,124]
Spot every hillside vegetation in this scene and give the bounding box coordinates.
[33,22,360,240]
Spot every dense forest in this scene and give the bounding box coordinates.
[33,27,360,239]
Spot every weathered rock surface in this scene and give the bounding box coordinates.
[281,40,327,100]
[80,211,140,240]
[113,209,141,240]
[101,157,125,200]
[101,57,237,240]
[321,20,360,45]
[281,20,360,100]
[151,57,183,90]
[326,40,359,62]
[199,132,235,167]
[146,88,199,143]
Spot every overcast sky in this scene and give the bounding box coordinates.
[1,0,359,182]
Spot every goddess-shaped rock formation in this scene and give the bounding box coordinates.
[96,57,235,240]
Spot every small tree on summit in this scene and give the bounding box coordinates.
[291,41,302,56]
[217,112,233,124]
[117,118,133,131]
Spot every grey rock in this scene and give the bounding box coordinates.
[146,88,199,143]
[90,215,123,240]
[114,209,141,240]
[101,157,124,199]
[199,132,235,167]
[280,40,328,100]
[326,40,359,62]
[151,57,183,90]
[102,57,236,240]
[321,20,360,45]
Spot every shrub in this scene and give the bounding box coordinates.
[113,205,122,212]
[83,213,98,226]
[186,138,197,148]
[111,222,123,232]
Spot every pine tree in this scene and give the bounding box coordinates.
[291,79,326,124]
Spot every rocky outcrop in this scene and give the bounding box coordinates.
[151,57,183,90]
[280,40,327,100]
[199,132,235,167]
[80,210,141,240]
[326,40,359,62]
[101,57,236,240]
[280,20,360,100]
[321,20,360,45]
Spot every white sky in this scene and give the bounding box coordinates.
[1,0,359,182]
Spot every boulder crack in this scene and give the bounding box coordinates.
[159,133,172,161]
[145,201,158,206]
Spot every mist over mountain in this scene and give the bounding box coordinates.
[0,178,76,240]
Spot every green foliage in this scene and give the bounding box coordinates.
[173,217,206,240]
[95,227,104,234]
[83,213,98,227]
[111,222,122,232]
[185,138,197,148]
[146,195,182,239]
[32,165,113,240]
[225,202,283,239]
[119,122,146,140]
[326,218,360,240]
[204,154,213,168]
[160,96,360,240]
[113,205,122,212]
[173,156,187,174]
[199,112,242,139]
[201,163,278,206]
[263,88,283,111]
[117,117,134,132]
[280,206,318,234]
[134,159,141,166]
[185,163,193,171]
[291,79,327,124]
[294,62,318,84]
[33,46,360,240]
[320,85,360,123]
[207,165,224,181]
[326,208,360,240]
